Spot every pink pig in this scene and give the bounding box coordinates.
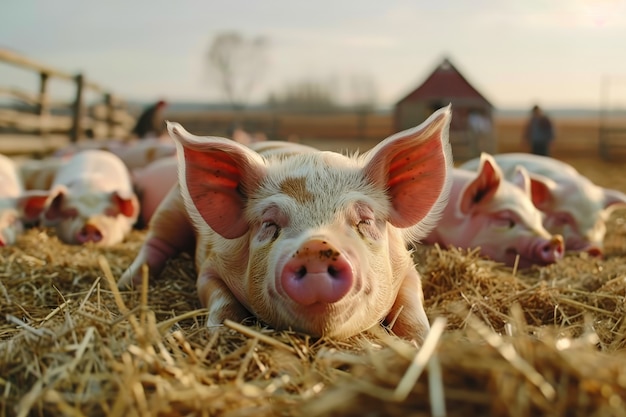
[424,153,564,269]
[42,150,140,246]
[131,157,179,228]
[0,154,49,246]
[119,107,454,342]
[460,153,626,255]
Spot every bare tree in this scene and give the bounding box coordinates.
[207,32,268,111]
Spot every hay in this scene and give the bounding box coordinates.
[2,209,626,416]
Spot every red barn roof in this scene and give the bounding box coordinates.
[397,58,492,107]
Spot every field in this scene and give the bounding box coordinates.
[1,119,626,416]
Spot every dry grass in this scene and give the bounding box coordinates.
[2,158,626,417]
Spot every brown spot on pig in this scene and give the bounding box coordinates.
[279,177,314,204]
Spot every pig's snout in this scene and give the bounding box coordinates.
[585,245,603,258]
[280,239,354,306]
[537,235,564,264]
[76,223,103,243]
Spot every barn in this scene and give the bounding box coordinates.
[394,57,495,161]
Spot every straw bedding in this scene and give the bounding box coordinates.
[2,165,626,416]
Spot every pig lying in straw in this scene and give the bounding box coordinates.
[41,150,140,246]
[460,153,626,256]
[119,107,453,342]
[0,154,49,246]
[424,153,564,268]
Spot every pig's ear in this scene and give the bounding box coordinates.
[110,191,140,219]
[526,172,557,211]
[458,153,501,214]
[510,165,531,194]
[362,106,452,229]
[603,188,626,212]
[42,185,69,224]
[16,190,50,223]
[168,122,267,239]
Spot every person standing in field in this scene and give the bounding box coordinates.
[131,100,168,140]
[523,105,555,156]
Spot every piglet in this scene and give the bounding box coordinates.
[0,154,49,245]
[460,153,626,255]
[119,107,454,343]
[42,150,140,246]
[424,153,564,269]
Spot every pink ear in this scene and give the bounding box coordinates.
[363,106,452,228]
[603,188,626,211]
[111,192,139,218]
[43,186,67,222]
[459,153,501,214]
[16,190,50,222]
[510,166,531,194]
[527,174,556,210]
[169,123,266,239]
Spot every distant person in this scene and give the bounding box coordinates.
[523,105,555,156]
[131,100,167,139]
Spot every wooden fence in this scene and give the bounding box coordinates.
[0,48,136,156]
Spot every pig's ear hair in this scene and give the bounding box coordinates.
[361,105,453,236]
[603,188,626,213]
[458,152,501,214]
[525,172,557,211]
[42,185,69,225]
[167,122,267,239]
[16,190,50,223]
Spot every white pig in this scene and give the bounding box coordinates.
[119,107,454,343]
[424,153,564,268]
[460,153,626,255]
[42,150,140,246]
[0,154,49,246]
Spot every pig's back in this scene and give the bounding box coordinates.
[53,150,133,193]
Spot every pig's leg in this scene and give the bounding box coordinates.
[196,270,253,327]
[118,186,195,289]
[386,268,430,345]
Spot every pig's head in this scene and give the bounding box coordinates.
[525,173,626,256]
[457,153,564,269]
[42,185,139,246]
[168,106,453,340]
[0,192,49,246]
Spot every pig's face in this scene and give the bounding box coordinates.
[456,155,564,268]
[531,179,624,255]
[170,107,453,340]
[241,153,406,338]
[43,186,139,246]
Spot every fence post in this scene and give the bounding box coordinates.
[104,92,116,138]
[70,73,84,143]
[38,71,50,136]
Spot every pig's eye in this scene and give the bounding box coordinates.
[492,213,516,229]
[356,218,381,240]
[258,221,280,241]
[552,212,574,227]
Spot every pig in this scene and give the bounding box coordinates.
[41,150,140,246]
[131,157,179,228]
[0,154,49,246]
[460,153,626,255]
[18,156,67,191]
[119,106,454,343]
[424,153,564,269]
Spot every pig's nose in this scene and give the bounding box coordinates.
[538,235,564,263]
[280,239,353,306]
[76,224,103,243]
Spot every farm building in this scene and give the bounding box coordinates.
[394,57,495,161]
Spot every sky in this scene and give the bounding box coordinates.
[2,0,626,110]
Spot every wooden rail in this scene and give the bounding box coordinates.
[0,48,136,155]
